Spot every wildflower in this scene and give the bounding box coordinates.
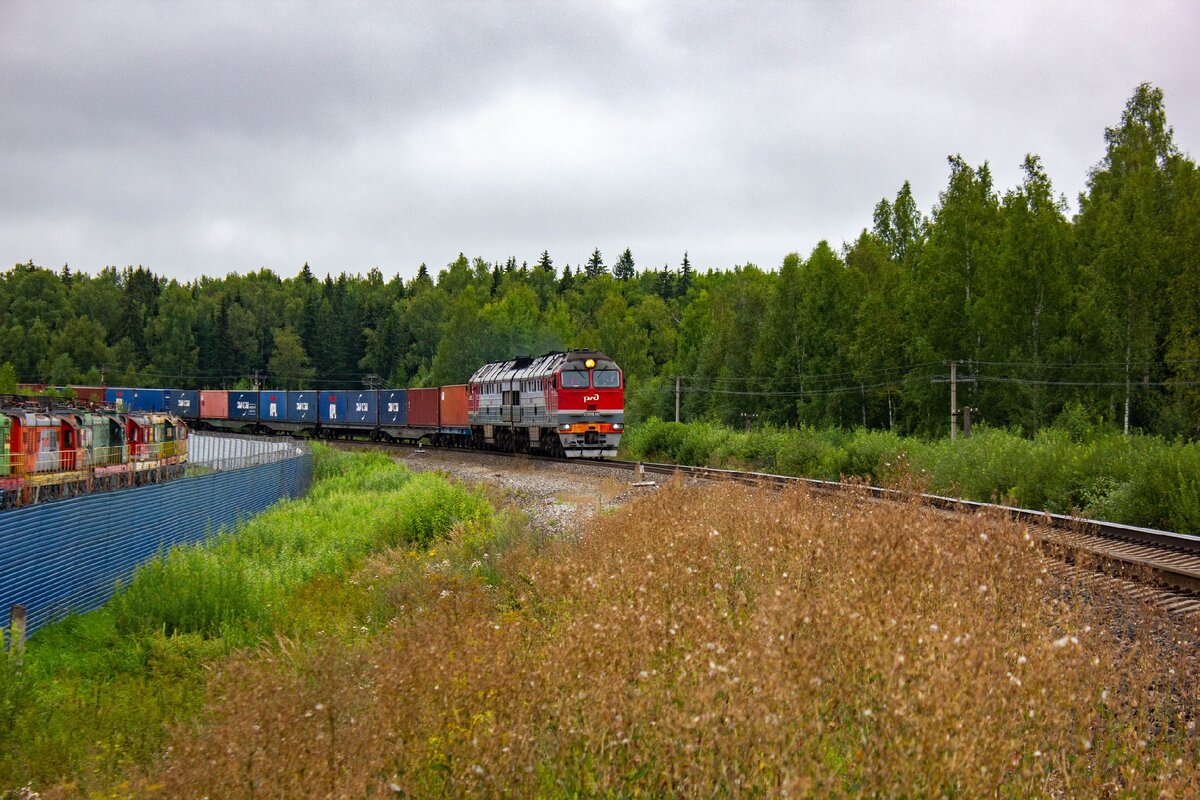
[1017,655,1027,665]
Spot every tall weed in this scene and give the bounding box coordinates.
[144,482,1200,797]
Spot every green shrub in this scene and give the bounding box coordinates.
[622,417,690,462]
[111,546,264,638]
[843,429,908,482]
[390,472,494,548]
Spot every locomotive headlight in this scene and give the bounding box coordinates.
[559,423,572,432]
[612,423,624,431]
[585,358,596,368]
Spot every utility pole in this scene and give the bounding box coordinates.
[741,412,758,432]
[675,376,681,423]
[950,360,957,441]
[931,361,976,441]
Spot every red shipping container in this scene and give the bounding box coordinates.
[407,388,440,428]
[439,385,469,427]
[70,385,106,403]
[200,390,229,419]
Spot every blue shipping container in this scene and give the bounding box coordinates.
[319,391,347,424]
[105,387,131,410]
[347,390,378,426]
[130,388,167,412]
[287,391,317,423]
[171,389,199,419]
[259,390,287,421]
[229,390,259,420]
[380,390,407,426]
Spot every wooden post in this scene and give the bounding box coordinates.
[10,604,27,662]
[674,376,681,423]
[949,360,958,441]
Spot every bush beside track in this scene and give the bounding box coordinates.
[622,418,1200,534]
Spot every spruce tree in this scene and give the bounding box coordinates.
[614,248,636,280]
[538,250,554,273]
[679,251,694,293]
[585,248,606,278]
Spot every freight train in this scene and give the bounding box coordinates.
[110,349,625,459]
[1,393,189,508]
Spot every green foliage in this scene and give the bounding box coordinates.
[0,361,17,393]
[110,546,264,638]
[623,419,1200,533]
[389,472,494,548]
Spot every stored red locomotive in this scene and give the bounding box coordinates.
[468,349,624,458]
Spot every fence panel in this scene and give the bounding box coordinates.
[0,438,312,636]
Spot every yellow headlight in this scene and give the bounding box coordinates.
[585,358,596,368]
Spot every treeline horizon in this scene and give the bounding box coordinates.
[1,83,1197,438]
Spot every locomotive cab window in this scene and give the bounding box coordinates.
[593,369,621,388]
[561,370,590,388]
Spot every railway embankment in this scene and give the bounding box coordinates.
[114,466,1200,797]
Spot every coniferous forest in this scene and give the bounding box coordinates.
[3,84,1198,439]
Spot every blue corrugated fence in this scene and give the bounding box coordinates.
[0,443,312,635]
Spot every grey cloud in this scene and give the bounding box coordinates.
[2,0,1197,280]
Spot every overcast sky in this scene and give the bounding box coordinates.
[2,1,1196,282]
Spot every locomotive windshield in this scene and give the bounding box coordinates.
[593,370,621,388]
[561,370,590,388]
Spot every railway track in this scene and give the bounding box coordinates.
[329,438,1200,617]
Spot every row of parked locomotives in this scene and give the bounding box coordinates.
[1,390,189,508]
[158,349,624,458]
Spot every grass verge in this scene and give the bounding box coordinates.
[0,444,494,796]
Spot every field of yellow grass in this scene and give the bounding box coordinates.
[134,481,1200,797]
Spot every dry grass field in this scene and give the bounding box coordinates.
[133,481,1200,798]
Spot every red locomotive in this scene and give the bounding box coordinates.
[468,349,624,458]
